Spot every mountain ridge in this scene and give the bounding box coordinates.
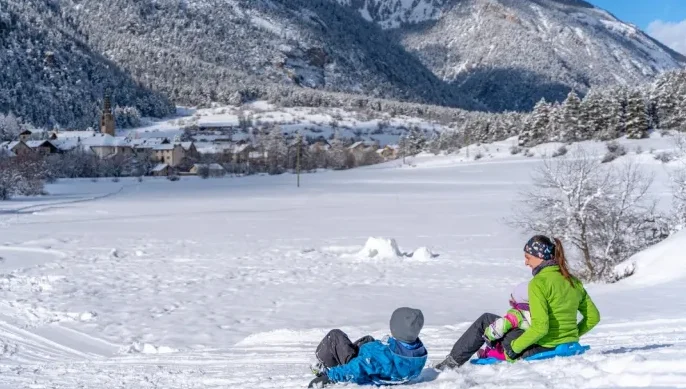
[0,0,683,128]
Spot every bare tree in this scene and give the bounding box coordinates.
[511,148,664,281]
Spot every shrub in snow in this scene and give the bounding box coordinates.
[523,149,534,158]
[601,141,627,163]
[197,165,211,179]
[654,152,674,163]
[510,145,523,155]
[607,263,636,283]
[0,154,46,200]
[635,146,643,154]
[511,148,668,282]
[166,174,180,182]
[606,141,626,155]
[474,151,483,160]
[552,145,568,158]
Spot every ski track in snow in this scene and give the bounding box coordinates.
[1,134,686,388]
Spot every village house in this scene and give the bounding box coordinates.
[177,141,199,159]
[18,129,47,142]
[348,141,379,161]
[377,145,399,161]
[150,163,173,177]
[153,143,186,167]
[232,143,256,163]
[309,140,330,152]
[129,137,170,152]
[0,140,32,157]
[189,163,226,177]
[77,134,133,159]
[25,140,59,155]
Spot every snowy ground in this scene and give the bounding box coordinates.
[1,134,685,388]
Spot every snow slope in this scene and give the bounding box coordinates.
[615,229,686,287]
[0,135,685,388]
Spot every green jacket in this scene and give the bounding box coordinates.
[511,266,600,354]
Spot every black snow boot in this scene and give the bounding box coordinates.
[434,355,460,371]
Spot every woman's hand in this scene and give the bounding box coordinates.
[503,343,520,361]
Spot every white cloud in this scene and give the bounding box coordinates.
[647,19,686,55]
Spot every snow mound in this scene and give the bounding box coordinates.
[615,230,686,286]
[357,237,403,259]
[354,238,438,261]
[408,247,438,262]
[124,342,178,354]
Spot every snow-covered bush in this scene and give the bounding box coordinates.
[197,165,211,179]
[511,148,667,282]
[0,154,46,200]
[602,141,627,163]
[654,151,674,163]
[0,112,24,142]
[552,145,568,158]
[510,145,523,155]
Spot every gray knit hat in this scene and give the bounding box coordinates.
[389,307,424,343]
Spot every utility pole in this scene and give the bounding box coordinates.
[296,134,301,187]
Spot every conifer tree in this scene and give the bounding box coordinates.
[562,91,582,142]
[625,90,650,139]
[520,98,550,146]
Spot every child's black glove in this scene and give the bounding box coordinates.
[308,373,331,388]
[482,335,496,348]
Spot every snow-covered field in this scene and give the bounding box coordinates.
[1,134,685,388]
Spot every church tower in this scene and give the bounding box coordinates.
[100,94,115,136]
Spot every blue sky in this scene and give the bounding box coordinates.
[589,0,685,28]
[589,0,686,54]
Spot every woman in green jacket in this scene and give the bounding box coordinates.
[435,235,600,370]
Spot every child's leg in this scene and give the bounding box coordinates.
[446,313,501,366]
[353,335,375,349]
[315,329,359,368]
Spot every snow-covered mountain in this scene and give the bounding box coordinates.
[338,0,686,110]
[0,0,174,129]
[2,0,684,129]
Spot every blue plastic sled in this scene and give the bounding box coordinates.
[470,342,590,365]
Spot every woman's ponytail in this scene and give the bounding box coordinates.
[553,237,575,286]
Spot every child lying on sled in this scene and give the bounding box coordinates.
[308,307,428,388]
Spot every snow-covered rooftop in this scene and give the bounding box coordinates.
[151,163,170,172]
